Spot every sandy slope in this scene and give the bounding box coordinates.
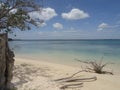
[12,58,120,90]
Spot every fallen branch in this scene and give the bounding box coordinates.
[54,70,97,90]
[60,83,83,89]
[62,76,97,83]
[54,70,86,81]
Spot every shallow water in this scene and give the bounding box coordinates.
[9,40,120,70]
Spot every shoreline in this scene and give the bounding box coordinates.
[12,57,120,90]
[15,56,120,74]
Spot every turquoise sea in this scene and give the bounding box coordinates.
[9,39,120,69]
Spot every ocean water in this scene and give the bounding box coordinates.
[9,40,120,68]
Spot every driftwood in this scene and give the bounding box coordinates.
[60,83,83,89]
[55,70,97,90]
[61,76,97,83]
[54,70,86,81]
[75,58,113,75]
[55,58,113,89]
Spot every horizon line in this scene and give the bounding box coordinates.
[9,38,120,41]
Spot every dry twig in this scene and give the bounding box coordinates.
[75,58,113,75]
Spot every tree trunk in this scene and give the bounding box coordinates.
[0,33,15,90]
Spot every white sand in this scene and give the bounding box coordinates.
[12,57,120,90]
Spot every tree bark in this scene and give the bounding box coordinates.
[0,33,15,90]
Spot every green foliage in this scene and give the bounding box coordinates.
[0,0,42,33]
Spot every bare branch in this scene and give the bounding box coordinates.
[60,83,83,89]
[75,58,113,75]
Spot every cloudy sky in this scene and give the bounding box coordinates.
[10,0,120,39]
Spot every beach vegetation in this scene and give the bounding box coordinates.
[75,58,113,75]
[0,0,43,33]
[0,0,43,90]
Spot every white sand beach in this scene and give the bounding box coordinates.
[12,57,120,90]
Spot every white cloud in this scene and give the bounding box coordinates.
[29,7,57,21]
[97,23,108,31]
[41,7,57,21]
[28,7,57,27]
[97,22,120,31]
[62,8,89,20]
[53,23,63,29]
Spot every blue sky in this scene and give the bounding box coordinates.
[10,0,120,39]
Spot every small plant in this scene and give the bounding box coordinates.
[75,58,113,75]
